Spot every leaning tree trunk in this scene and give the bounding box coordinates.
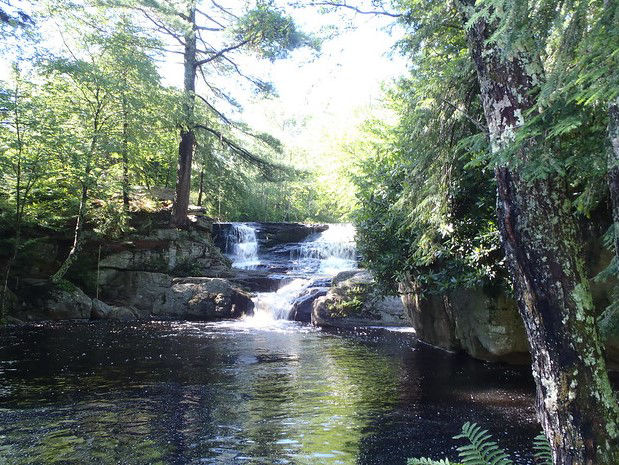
[609,98,619,264]
[51,182,88,283]
[460,5,619,465]
[172,1,197,228]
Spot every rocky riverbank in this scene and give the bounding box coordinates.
[308,269,618,367]
[2,210,325,324]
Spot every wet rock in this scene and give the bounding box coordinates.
[154,277,254,320]
[289,287,328,322]
[91,299,136,321]
[212,222,328,251]
[4,315,25,325]
[99,271,253,321]
[14,281,93,321]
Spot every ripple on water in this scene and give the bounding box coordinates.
[0,320,539,465]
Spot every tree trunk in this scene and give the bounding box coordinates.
[197,168,204,207]
[51,182,88,283]
[460,5,619,464]
[121,91,130,211]
[172,1,197,227]
[609,98,619,263]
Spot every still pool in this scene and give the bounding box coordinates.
[0,320,538,465]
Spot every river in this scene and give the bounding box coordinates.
[0,223,538,464]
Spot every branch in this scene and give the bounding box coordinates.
[305,1,402,18]
[440,99,487,134]
[196,94,281,145]
[209,1,239,19]
[196,25,222,31]
[194,39,250,67]
[220,54,269,90]
[196,94,232,125]
[136,7,186,47]
[195,124,282,178]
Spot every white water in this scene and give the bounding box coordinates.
[247,223,358,325]
[225,223,259,269]
[295,223,357,275]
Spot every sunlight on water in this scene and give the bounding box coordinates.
[252,278,313,320]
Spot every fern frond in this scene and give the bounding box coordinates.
[407,458,452,465]
[453,422,514,465]
[532,433,552,465]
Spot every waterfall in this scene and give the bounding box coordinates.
[294,223,357,275]
[249,223,358,323]
[251,279,311,322]
[225,223,259,269]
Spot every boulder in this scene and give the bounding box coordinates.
[153,277,254,320]
[91,299,137,321]
[311,270,410,329]
[13,282,93,321]
[99,271,253,321]
[289,287,328,322]
[44,286,93,320]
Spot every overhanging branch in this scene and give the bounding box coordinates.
[194,124,285,179]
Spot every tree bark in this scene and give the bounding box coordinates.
[459,4,619,464]
[172,1,197,227]
[52,95,101,283]
[609,98,619,264]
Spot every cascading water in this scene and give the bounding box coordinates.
[249,223,358,323]
[294,223,357,275]
[251,279,312,324]
[225,223,259,269]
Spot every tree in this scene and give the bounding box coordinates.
[336,0,618,462]
[109,0,314,226]
[0,67,46,315]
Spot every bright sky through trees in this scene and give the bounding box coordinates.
[0,0,405,148]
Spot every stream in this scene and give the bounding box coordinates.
[0,223,539,465]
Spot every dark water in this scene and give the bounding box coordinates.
[0,320,538,465]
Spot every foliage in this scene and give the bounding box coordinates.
[0,0,349,295]
[353,0,616,296]
[353,6,506,295]
[408,423,552,465]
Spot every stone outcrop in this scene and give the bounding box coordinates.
[6,209,253,323]
[11,281,93,321]
[91,299,137,321]
[94,227,230,283]
[98,271,254,320]
[11,273,253,322]
[399,279,529,362]
[212,222,328,251]
[311,270,410,329]
[289,287,329,322]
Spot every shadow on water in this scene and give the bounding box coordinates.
[0,321,540,465]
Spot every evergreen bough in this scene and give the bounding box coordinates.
[408,422,552,465]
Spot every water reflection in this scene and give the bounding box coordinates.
[0,321,538,464]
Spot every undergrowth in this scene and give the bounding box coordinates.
[408,422,552,465]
